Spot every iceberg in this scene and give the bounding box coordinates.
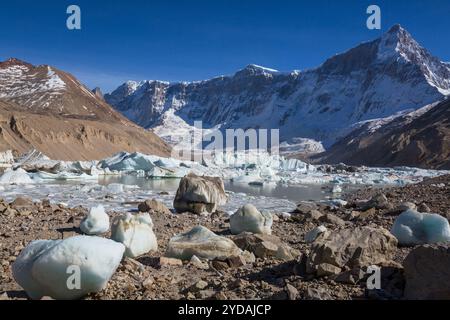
[80,205,110,235]
[391,210,450,246]
[0,168,34,184]
[230,204,273,235]
[12,236,125,300]
[111,212,158,258]
[98,151,194,179]
[31,171,98,181]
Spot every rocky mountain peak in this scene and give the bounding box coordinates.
[0,58,33,69]
[378,24,424,61]
[234,64,280,78]
[92,87,104,100]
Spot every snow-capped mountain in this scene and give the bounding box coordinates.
[0,58,170,160]
[106,25,450,151]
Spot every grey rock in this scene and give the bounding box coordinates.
[307,227,398,275]
[166,226,241,261]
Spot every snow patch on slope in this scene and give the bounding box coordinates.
[0,65,65,99]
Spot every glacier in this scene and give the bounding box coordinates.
[1,149,449,189]
[1,148,449,217]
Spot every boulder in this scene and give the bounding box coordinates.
[79,205,110,235]
[12,236,124,300]
[173,173,227,215]
[390,209,450,246]
[10,196,33,208]
[166,226,241,261]
[138,199,171,214]
[232,232,299,261]
[230,204,273,235]
[361,193,391,210]
[305,210,324,221]
[158,257,183,267]
[417,203,431,213]
[396,202,417,212]
[307,227,397,275]
[319,213,345,226]
[403,244,450,299]
[294,202,318,215]
[111,212,158,258]
[316,263,341,277]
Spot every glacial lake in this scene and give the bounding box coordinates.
[1,176,364,214]
[96,175,340,203]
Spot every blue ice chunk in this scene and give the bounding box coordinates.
[391,210,450,246]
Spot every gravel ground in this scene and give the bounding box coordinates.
[1,174,449,300]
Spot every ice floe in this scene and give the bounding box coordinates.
[0,168,34,184]
[2,149,449,189]
[1,149,449,215]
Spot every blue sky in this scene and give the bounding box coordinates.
[1,0,449,92]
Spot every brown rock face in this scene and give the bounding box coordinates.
[316,99,450,169]
[0,58,170,160]
[403,244,450,300]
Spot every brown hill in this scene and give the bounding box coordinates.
[314,99,450,169]
[0,58,170,160]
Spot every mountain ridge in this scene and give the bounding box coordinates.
[0,59,171,160]
[105,25,450,152]
[313,98,450,169]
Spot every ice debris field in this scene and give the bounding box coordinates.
[0,149,448,214]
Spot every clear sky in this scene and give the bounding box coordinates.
[1,0,449,92]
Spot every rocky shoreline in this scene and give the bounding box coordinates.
[1,174,450,300]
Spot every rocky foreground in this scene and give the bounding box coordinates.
[1,174,450,300]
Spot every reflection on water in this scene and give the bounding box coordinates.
[97,175,339,203]
[225,181,330,202]
[98,175,181,193]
